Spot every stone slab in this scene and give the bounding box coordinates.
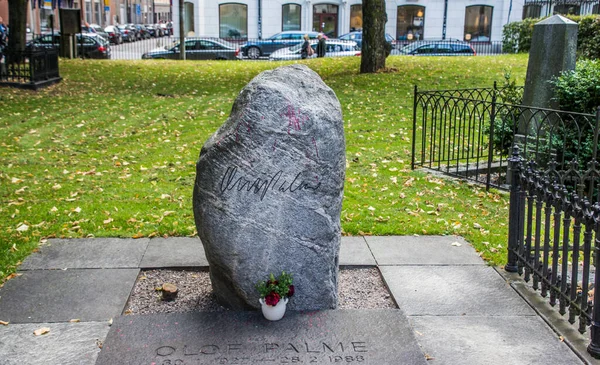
[140,237,208,268]
[96,310,428,365]
[409,316,583,364]
[365,235,484,265]
[380,266,535,316]
[0,321,110,365]
[19,238,149,270]
[339,236,376,266]
[0,269,139,323]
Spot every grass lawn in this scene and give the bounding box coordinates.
[0,54,529,283]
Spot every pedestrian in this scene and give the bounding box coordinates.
[316,33,326,58]
[0,17,7,57]
[300,34,312,59]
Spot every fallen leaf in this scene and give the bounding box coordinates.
[69,319,80,323]
[16,224,29,232]
[451,242,462,247]
[0,320,8,326]
[108,318,113,326]
[473,223,482,229]
[33,327,50,336]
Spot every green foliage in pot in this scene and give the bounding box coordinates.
[256,271,294,306]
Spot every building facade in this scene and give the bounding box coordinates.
[172,0,599,41]
[0,0,171,34]
[0,0,598,37]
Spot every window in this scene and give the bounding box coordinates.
[397,5,425,41]
[282,4,301,31]
[522,5,541,19]
[464,5,492,42]
[593,4,599,14]
[350,5,362,31]
[219,3,247,40]
[553,5,580,15]
[313,4,338,38]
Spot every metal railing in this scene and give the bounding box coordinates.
[506,144,600,358]
[25,32,508,60]
[0,48,61,89]
[411,84,598,190]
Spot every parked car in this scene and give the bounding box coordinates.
[117,25,136,42]
[27,32,111,59]
[269,40,359,61]
[135,24,151,39]
[144,24,158,37]
[104,25,123,45]
[396,40,476,56]
[338,30,395,49]
[142,38,241,60]
[87,23,110,42]
[241,31,321,59]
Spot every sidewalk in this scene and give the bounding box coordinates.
[0,235,592,364]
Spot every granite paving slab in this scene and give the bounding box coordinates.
[409,316,584,364]
[19,238,149,270]
[0,269,139,323]
[140,237,208,268]
[339,236,376,266]
[0,321,110,365]
[96,310,428,365]
[380,266,535,316]
[366,235,484,265]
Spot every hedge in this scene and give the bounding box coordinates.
[502,15,600,59]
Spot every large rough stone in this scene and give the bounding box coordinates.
[193,64,345,311]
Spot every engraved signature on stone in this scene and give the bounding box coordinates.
[219,166,321,201]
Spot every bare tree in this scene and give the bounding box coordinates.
[8,0,28,53]
[360,0,391,73]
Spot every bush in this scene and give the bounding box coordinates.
[502,15,600,59]
[551,59,600,114]
[502,18,537,53]
[542,60,600,167]
[485,70,524,156]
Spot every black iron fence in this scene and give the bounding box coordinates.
[411,84,599,190]
[0,48,61,89]
[506,145,600,358]
[25,32,508,61]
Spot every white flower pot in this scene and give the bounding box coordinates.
[259,297,288,321]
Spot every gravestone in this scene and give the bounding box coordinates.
[193,64,345,311]
[520,15,578,132]
[96,310,428,365]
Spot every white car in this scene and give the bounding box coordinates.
[269,39,359,61]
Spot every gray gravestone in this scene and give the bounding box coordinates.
[522,15,578,113]
[96,310,428,365]
[193,64,345,311]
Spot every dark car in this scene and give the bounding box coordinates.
[142,38,241,60]
[117,25,136,42]
[241,31,320,59]
[339,31,395,49]
[86,23,110,43]
[398,40,476,56]
[104,25,123,45]
[27,33,111,59]
[135,24,151,39]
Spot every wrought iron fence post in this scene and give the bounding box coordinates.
[411,85,418,170]
[506,145,521,272]
[587,208,600,358]
[486,90,496,191]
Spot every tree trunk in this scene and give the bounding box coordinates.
[360,0,391,73]
[8,0,28,53]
